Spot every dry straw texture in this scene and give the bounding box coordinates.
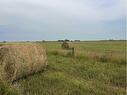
[0,44,47,82]
[61,42,69,49]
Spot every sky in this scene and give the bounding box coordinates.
[0,0,126,41]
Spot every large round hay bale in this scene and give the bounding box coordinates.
[61,42,69,49]
[0,44,47,82]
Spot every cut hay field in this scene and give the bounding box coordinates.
[0,41,126,95]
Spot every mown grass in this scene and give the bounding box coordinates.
[0,81,19,95]
[0,41,126,95]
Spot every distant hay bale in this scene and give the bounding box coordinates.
[0,44,47,82]
[61,42,69,49]
[61,42,75,56]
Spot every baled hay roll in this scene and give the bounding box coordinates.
[61,42,69,49]
[0,44,47,82]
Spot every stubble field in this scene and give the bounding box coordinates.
[0,41,126,95]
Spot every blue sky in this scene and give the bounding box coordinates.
[0,0,126,41]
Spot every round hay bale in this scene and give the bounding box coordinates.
[0,44,47,82]
[61,42,69,49]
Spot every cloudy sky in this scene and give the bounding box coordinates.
[0,0,126,41]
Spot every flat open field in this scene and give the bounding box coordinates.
[0,41,126,95]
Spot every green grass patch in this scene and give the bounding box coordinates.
[0,41,126,95]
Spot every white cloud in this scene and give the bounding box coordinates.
[0,0,126,23]
[0,0,126,41]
